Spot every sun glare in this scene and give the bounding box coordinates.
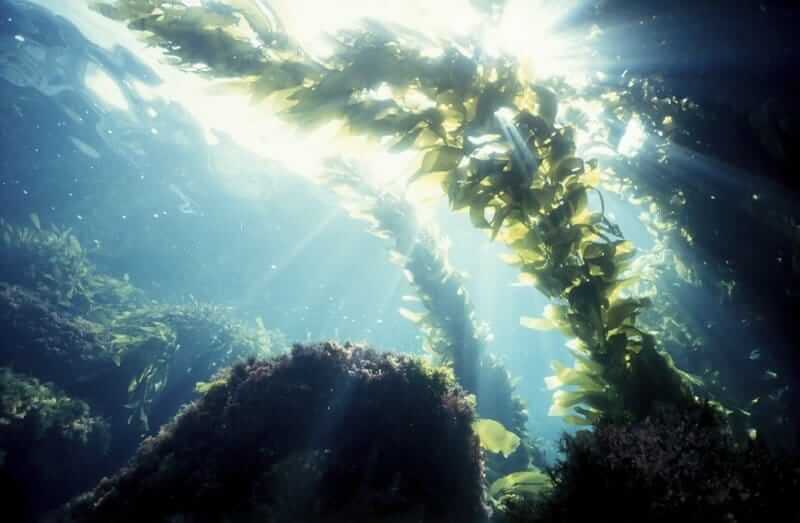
[489,0,594,83]
[268,0,483,59]
[618,115,647,157]
[84,62,129,111]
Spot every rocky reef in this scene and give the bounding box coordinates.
[0,369,110,521]
[499,403,800,523]
[58,342,488,523]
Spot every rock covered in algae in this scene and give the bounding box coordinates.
[500,403,800,523]
[58,342,489,523]
[0,368,110,522]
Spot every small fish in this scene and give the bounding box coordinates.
[749,349,761,360]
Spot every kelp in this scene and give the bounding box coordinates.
[0,367,109,449]
[0,368,111,519]
[0,219,284,434]
[322,158,529,437]
[322,158,486,381]
[94,0,700,423]
[552,72,800,444]
[0,216,293,515]
[110,300,283,430]
[0,216,142,315]
[0,282,115,390]
[473,418,521,458]
[322,158,541,483]
[488,468,552,501]
[90,0,296,77]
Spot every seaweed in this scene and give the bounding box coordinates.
[0,217,288,503]
[0,219,283,428]
[0,368,110,520]
[322,158,491,397]
[0,216,143,316]
[93,1,700,424]
[322,157,540,477]
[553,72,800,447]
[22,1,796,518]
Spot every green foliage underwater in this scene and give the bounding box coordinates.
[1,0,799,521]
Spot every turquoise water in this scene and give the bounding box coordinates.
[1,1,798,521]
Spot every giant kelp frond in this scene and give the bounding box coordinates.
[322,157,485,373]
[552,73,799,440]
[321,159,513,415]
[320,62,695,422]
[489,468,552,502]
[473,418,521,458]
[311,45,696,423]
[95,1,698,423]
[285,23,480,142]
[91,0,301,77]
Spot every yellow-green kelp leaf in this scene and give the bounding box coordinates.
[489,468,553,499]
[520,316,554,331]
[195,378,226,395]
[398,307,425,324]
[472,418,520,458]
[415,145,463,176]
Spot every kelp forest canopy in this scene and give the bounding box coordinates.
[89,0,799,443]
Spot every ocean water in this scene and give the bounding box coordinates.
[1,1,798,521]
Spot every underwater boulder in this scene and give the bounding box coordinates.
[500,403,800,523]
[0,368,110,522]
[0,283,119,397]
[57,342,489,523]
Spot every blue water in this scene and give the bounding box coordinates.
[2,1,799,520]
